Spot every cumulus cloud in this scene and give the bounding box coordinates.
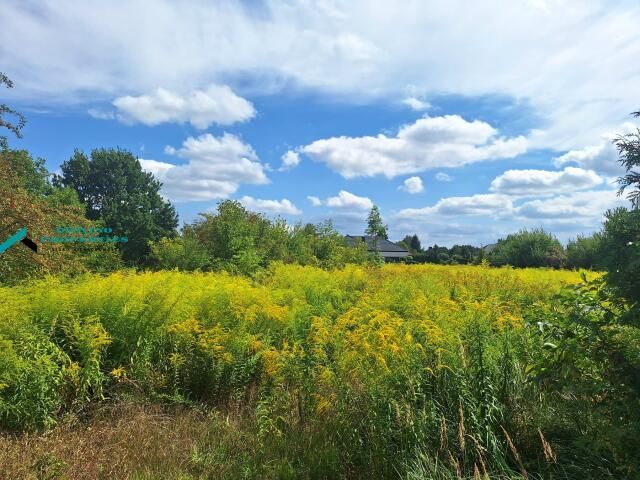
[112,86,255,128]
[87,108,115,120]
[139,133,268,202]
[435,172,453,182]
[402,97,430,111]
[279,150,301,171]
[307,195,322,206]
[298,115,527,178]
[490,167,603,196]
[240,196,301,215]
[554,140,624,176]
[325,190,374,210]
[515,189,626,220]
[399,176,424,194]
[397,194,513,219]
[4,1,640,150]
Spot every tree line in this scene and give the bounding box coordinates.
[397,228,605,269]
[1,72,638,280]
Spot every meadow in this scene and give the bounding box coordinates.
[0,264,615,479]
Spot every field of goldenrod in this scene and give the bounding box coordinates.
[0,264,588,478]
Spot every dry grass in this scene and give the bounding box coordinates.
[0,402,253,480]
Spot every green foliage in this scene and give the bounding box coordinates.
[0,140,51,195]
[412,244,481,265]
[150,235,210,271]
[529,277,640,477]
[614,110,640,207]
[565,233,603,270]
[490,228,565,268]
[598,207,640,320]
[0,146,122,284]
[0,72,26,138]
[0,265,601,478]
[365,205,388,239]
[174,201,371,274]
[399,234,423,254]
[56,148,178,265]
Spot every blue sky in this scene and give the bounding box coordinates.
[2,0,639,246]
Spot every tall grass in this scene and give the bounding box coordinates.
[0,264,601,478]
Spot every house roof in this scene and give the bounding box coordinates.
[345,235,409,253]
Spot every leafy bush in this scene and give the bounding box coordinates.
[565,233,603,270]
[162,201,371,274]
[529,276,640,477]
[150,235,210,271]
[598,207,640,320]
[0,146,121,285]
[490,228,565,268]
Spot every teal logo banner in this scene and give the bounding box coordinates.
[0,227,38,253]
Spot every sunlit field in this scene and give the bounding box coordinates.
[0,264,606,479]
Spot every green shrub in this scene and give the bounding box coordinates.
[490,228,565,268]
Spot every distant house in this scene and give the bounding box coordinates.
[345,235,410,262]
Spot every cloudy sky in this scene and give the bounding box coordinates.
[2,0,638,246]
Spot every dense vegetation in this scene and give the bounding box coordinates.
[0,263,618,479]
[1,78,639,478]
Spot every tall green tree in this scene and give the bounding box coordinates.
[409,234,422,253]
[615,110,640,207]
[365,205,388,239]
[56,148,178,265]
[399,234,423,254]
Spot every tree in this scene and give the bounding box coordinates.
[0,73,26,138]
[181,201,370,274]
[150,235,210,271]
[565,233,603,270]
[365,205,388,239]
[527,111,640,471]
[614,110,640,207]
[598,207,640,319]
[0,147,121,284]
[410,234,422,253]
[489,228,565,268]
[599,108,640,319]
[56,148,178,265]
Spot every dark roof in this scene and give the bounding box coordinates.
[345,235,409,253]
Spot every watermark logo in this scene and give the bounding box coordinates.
[41,226,128,244]
[0,227,38,253]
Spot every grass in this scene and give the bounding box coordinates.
[0,263,608,479]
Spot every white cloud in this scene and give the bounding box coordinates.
[87,108,115,120]
[402,97,430,111]
[240,196,302,215]
[400,176,424,194]
[554,139,625,176]
[139,133,268,202]
[325,190,373,210]
[391,187,630,246]
[112,86,255,128]
[279,150,301,171]
[299,115,527,178]
[515,189,626,220]
[397,194,514,219]
[490,166,603,196]
[307,195,322,206]
[4,1,640,151]
[435,172,453,182]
